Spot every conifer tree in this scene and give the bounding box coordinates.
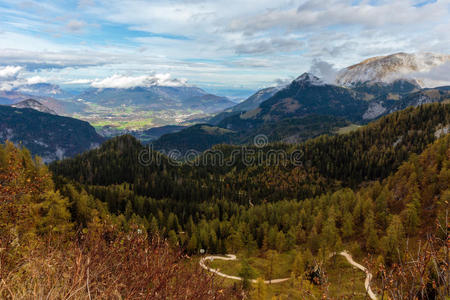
[382,215,405,264]
[251,278,267,300]
[239,259,254,290]
[341,212,354,238]
[292,252,305,277]
[363,211,379,253]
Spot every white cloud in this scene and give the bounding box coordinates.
[0,65,22,79]
[64,79,93,84]
[25,76,48,84]
[409,61,450,88]
[0,65,48,91]
[228,0,446,35]
[0,0,448,91]
[0,65,24,91]
[90,74,188,89]
[308,59,339,84]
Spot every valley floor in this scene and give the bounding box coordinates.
[200,250,375,299]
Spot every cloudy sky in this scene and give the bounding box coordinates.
[0,0,448,96]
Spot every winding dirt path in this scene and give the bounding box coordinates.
[199,254,290,284]
[200,252,378,299]
[337,251,377,300]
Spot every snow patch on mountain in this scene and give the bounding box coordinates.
[336,53,450,88]
[294,73,325,86]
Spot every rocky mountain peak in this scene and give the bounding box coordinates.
[11,99,57,115]
[336,52,450,87]
[293,73,325,86]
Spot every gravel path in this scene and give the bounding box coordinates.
[199,254,290,284]
[200,251,378,299]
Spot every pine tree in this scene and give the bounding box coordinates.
[264,250,279,283]
[292,251,305,277]
[239,258,254,290]
[382,215,405,264]
[341,212,354,238]
[286,227,296,250]
[226,231,243,253]
[275,231,286,253]
[401,195,421,236]
[168,230,178,246]
[187,234,198,253]
[36,191,73,234]
[321,213,338,251]
[363,211,379,253]
[250,278,267,300]
[374,187,390,230]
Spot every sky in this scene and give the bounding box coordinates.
[0,0,449,97]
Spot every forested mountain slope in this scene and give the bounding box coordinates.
[0,141,237,299]
[51,103,450,204]
[49,116,449,299]
[152,115,349,154]
[156,74,449,153]
[0,105,104,162]
[3,104,449,299]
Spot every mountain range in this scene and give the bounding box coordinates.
[77,86,234,113]
[152,69,449,154]
[1,57,449,300]
[1,83,236,134]
[1,52,448,160]
[13,83,72,99]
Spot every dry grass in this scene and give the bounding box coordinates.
[0,224,240,299]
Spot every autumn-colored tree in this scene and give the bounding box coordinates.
[292,251,305,277]
[381,215,405,264]
[250,277,267,300]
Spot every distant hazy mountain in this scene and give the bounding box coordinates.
[0,91,28,105]
[0,105,104,162]
[205,86,285,125]
[78,86,234,113]
[11,99,57,115]
[14,83,72,99]
[0,90,72,115]
[231,86,284,112]
[336,52,450,87]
